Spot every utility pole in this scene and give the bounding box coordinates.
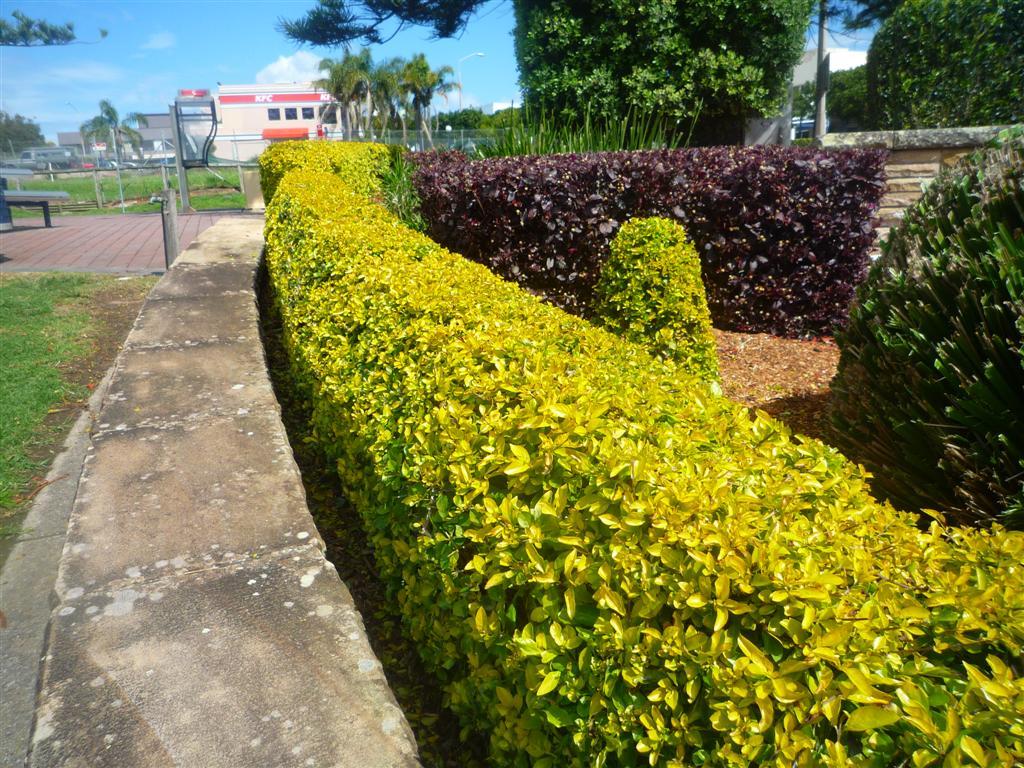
[814,0,829,140]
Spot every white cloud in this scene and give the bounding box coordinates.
[45,62,124,84]
[255,52,323,84]
[141,31,176,50]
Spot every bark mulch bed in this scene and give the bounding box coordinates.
[713,328,840,444]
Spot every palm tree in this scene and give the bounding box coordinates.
[400,53,458,148]
[79,100,149,161]
[371,56,408,140]
[315,49,374,140]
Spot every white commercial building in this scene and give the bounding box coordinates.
[214,83,337,161]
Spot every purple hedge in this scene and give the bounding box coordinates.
[412,146,888,337]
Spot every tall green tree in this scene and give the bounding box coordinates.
[867,0,1024,129]
[79,100,149,160]
[514,0,815,140]
[283,0,815,142]
[315,49,375,138]
[400,53,458,147]
[0,10,107,46]
[0,111,45,154]
[843,0,904,29]
[371,56,411,138]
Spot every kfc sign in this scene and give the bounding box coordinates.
[178,89,210,98]
[220,91,330,105]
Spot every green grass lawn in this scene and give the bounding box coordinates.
[9,190,246,219]
[0,274,154,533]
[15,167,243,205]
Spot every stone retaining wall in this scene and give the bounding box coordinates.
[27,219,420,768]
[822,125,1008,243]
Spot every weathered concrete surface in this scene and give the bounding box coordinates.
[1,371,114,768]
[820,124,1009,150]
[27,218,420,767]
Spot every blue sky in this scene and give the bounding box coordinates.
[2,1,872,143]
[1,0,519,141]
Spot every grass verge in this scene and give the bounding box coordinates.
[0,273,155,544]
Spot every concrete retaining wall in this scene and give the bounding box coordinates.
[25,219,420,767]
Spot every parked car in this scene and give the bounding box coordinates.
[18,147,75,170]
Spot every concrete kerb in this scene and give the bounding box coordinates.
[21,218,420,767]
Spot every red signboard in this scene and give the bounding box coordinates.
[178,89,210,98]
[220,92,331,105]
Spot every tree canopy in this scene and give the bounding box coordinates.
[0,10,106,46]
[0,112,45,153]
[284,0,815,140]
[867,0,1024,129]
[280,0,484,45]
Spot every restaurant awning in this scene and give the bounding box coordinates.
[262,127,310,140]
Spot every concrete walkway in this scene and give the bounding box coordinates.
[2,219,419,767]
[0,213,240,274]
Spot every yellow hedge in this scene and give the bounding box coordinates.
[257,139,389,203]
[595,218,719,381]
[264,161,1024,766]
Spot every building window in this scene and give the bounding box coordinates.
[268,108,281,121]
[285,107,298,120]
[302,107,315,120]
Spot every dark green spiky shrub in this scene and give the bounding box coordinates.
[832,141,1024,528]
[594,218,718,381]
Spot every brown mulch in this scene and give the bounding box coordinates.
[713,328,840,443]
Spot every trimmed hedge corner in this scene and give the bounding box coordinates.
[595,218,719,381]
[412,146,888,338]
[258,139,390,204]
[263,148,1024,767]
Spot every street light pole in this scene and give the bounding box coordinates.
[457,52,485,112]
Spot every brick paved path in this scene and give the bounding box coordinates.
[0,212,258,274]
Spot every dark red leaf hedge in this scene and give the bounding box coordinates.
[412,146,888,336]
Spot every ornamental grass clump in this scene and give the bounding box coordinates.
[595,218,718,381]
[832,139,1024,529]
[263,148,1024,767]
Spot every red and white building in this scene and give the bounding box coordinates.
[214,83,339,160]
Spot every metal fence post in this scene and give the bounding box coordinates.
[161,188,179,270]
[92,168,103,209]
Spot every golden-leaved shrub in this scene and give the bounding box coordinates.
[262,147,1024,767]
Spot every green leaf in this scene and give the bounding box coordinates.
[537,670,561,696]
[846,706,901,732]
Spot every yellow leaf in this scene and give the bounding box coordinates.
[714,607,729,632]
[846,706,900,732]
[537,670,561,696]
[959,735,987,767]
[564,588,576,619]
[484,572,506,589]
[737,635,775,676]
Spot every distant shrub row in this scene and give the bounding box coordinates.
[262,143,1024,767]
[412,147,887,337]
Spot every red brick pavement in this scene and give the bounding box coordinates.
[0,212,258,274]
